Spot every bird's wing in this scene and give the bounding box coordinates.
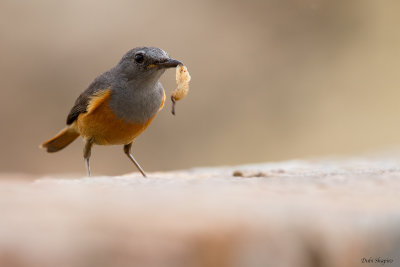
[66,82,112,125]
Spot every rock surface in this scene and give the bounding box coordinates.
[0,157,399,267]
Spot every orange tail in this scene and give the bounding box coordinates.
[41,127,80,153]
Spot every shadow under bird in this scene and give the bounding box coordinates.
[41,47,183,177]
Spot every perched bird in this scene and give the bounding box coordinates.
[41,47,183,177]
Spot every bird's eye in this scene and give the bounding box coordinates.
[134,53,144,63]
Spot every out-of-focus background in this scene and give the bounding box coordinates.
[0,0,399,176]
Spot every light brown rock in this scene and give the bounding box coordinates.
[0,157,399,267]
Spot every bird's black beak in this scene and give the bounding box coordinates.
[154,58,183,69]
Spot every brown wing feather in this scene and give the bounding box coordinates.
[66,80,111,125]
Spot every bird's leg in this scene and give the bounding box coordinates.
[83,139,93,177]
[123,143,147,177]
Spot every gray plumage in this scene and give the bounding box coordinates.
[43,46,183,177]
[66,47,179,125]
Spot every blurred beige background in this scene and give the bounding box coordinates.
[0,0,399,176]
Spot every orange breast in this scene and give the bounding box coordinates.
[74,88,165,145]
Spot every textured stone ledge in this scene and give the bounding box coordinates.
[0,157,399,267]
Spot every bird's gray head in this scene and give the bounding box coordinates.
[115,47,182,85]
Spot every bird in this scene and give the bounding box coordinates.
[41,47,183,177]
